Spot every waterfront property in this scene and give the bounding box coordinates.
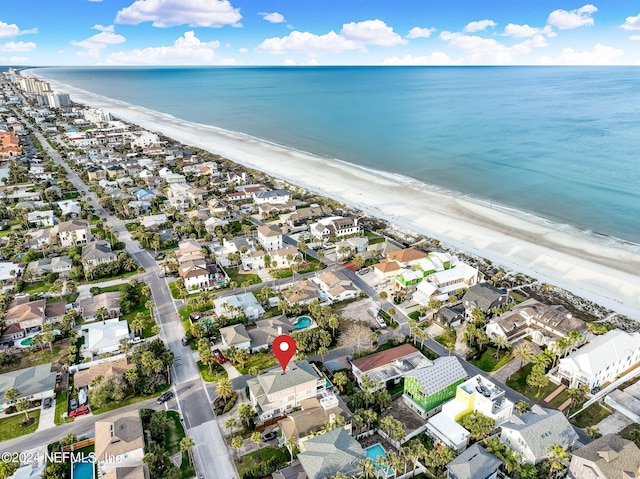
[462,284,509,318]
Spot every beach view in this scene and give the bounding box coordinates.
[1,2,640,479]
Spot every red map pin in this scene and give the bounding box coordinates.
[273,335,297,372]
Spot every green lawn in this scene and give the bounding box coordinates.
[197,361,228,382]
[98,284,155,337]
[510,291,529,304]
[469,347,514,372]
[571,403,613,428]
[0,409,41,441]
[91,387,169,415]
[54,390,73,425]
[169,281,183,299]
[225,267,261,286]
[236,447,290,479]
[87,270,140,284]
[434,333,456,349]
[165,411,196,479]
[506,363,558,401]
[619,422,640,446]
[22,281,49,295]
[546,389,572,410]
[236,352,277,375]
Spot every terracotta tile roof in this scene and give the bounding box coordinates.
[373,259,401,273]
[387,247,428,263]
[351,344,420,372]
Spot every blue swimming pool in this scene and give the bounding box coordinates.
[293,316,312,330]
[72,460,94,479]
[365,443,393,476]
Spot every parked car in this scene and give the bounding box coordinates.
[157,391,174,404]
[376,316,388,328]
[130,337,144,345]
[69,406,90,417]
[213,350,227,364]
[357,267,370,276]
[43,397,52,409]
[262,431,278,442]
[181,337,189,346]
[157,271,165,278]
[69,398,78,410]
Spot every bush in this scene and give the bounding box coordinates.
[223,393,238,414]
[90,287,101,296]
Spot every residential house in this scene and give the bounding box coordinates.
[412,261,479,303]
[568,434,640,479]
[133,189,156,202]
[26,256,73,280]
[435,304,466,328]
[0,364,56,411]
[312,270,358,302]
[87,165,106,182]
[556,329,640,390]
[247,315,293,352]
[220,324,251,350]
[279,394,353,452]
[440,375,515,427]
[282,280,321,306]
[288,205,332,229]
[80,319,129,358]
[57,199,82,217]
[604,380,640,424]
[247,360,327,422]
[3,298,65,339]
[500,405,578,464]
[78,292,122,322]
[462,283,509,318]
[387,247,429,268]
[27,210,54,228]
[254,189,291,205]
[213,293,265,321]
[373,259,401,279]
[139,214,168,230]
[310,216,360,240]
[257,224,284,252]
[486,298,588,347]
[446,444,502,479]
[403,356,468,418]
[56,219,92,247]
[243,246,298,271]
[296,427,366,479]
[95,412,145,475]
[82,240,119,268]
[207,198,233,220]
[178,256,226,293]
[351,344,431,390]
[73,358,135,391]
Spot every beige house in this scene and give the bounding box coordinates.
[3,298,65,339]
[79,292,122,321]
[247,360,327,422]
[257,225,283,252]
[95,412,145,475]
[56,219,92,247]
[569,434,640,479]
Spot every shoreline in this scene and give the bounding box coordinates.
[30,71,640,320]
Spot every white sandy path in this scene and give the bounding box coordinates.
[39,76,640,320]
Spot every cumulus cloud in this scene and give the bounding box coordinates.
[547,4,597,30]
[440,30,549,64]
[115,0,242,28]
[106,31,220,64]
[71,25,126,58]
[261,12,285,23]
[536,43,623,65]
[0,41,36,52]
[258,19,405,56]
[406,27,436,39]
[239,47,248,53]
[463,20,497,33]
[620,14,640,31]
[0,55,28,63]
[503,23,555,38]
[383,52,455,65]
[0,21,37,38]
[630,35,640,41]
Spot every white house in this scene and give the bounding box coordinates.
[313,270,358,302]
[254,189,291,205]
[80,319,129,358]
[56,219,92,247]
[257,224,283,252]
[214,292,265,321]
[556,329,640,390]
[27,210,54,228]
[220,324,251,350]
[310,216,360,240]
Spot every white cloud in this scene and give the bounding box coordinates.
[106,31,220,65]
[630,35,640,41]
[261,12,285,23]
[547,4,597,30]
[440,30,549,64]
[115,0,242,28]
[0,41,36,52]
[406,27,436,39]
[258,30,357,55]
[463,20,497,33]
[71,26,126,58]
[537,43,623,65]
[503,23,555,38]
[383,52,455,65]
[58,50,65,54]
[283,58,319,66]
[239,48,248,53]
[620,14,640,31]
[0,21,37,38]
[0,55,28,63]
[340,19,406,46]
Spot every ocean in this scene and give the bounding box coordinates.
[34,66,640,245]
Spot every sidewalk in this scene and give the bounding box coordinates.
[76,276,140,300]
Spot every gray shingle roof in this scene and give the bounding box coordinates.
[462,283,507,311]
[447,444,502,479]
[404,356,468,396]
[571,434,640,479]
[0,364,56,403]
[298,428,366,479]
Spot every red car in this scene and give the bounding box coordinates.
[69,406,90,417]
[213,350,227,364]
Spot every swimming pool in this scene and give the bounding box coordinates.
[365,443,393,476]
[293,316,312,330]
[72,460,94,479]
[20,337,33,346]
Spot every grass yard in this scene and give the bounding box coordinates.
[571,402,613,428]
[169,281,183,299]
[236,447,290,479]
[510,291,529,304]
[619,422,640,446]
[506,363,558,401]
[54,390,73,425]
[165,411,196,479]
[546,389,572,410]
[98,283,155,337]
[236,352,277,375]
[198,361,228,383]
[225,267,261,286]
[22,281,49,295]
[434,332,456,349]
[91,387,169,415]
[0,409,41,441]
[469,347,514,372]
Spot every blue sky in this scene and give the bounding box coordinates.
[2,0,640,65]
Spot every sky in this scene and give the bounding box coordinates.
[2,0,640,66]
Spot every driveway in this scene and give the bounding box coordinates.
[36,398,56,432]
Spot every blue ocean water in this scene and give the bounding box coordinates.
[36,66,640,244]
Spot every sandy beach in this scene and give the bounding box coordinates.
[35,74,640,320]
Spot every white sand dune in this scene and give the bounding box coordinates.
[37,75,640,320]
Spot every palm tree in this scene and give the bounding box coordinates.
[547,444,571,478]
[585,425,600,439]
[285,436,297,460]
[513,343,535,369]
[250,431,262,445]
[179,437,195,466]
[514,400,530,415]
[231,436,243,455]
[492,335,510,359]
[5,387,20,403]
[359,458,376,479]
[16,397,31,421]
[333,371,348,394]
[0,460,19,479]
[225,417,237,437]
[95,306,109,323]
[353,254,365,270]
[216,377,234,403]
[119,337,132,355]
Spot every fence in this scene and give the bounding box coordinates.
[62,437,95,452]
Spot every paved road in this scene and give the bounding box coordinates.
[25,125,239,479]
